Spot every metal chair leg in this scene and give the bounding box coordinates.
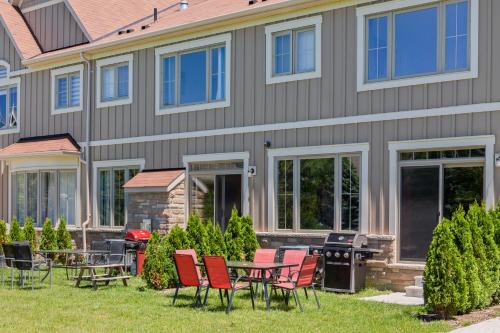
[312,285,320,309]
[202,287,210,309]
[219,289,224,305]
[304,288,308,299]
[226,288,236,314]
[293,289,303,312]
[172,284,180,305]
[31,268,35,290]
[249,283,255,310]
[194,287,201,307]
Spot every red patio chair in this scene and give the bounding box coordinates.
[202,256,255,314]
[172,254,208,307]
[278,249,307,283]
[249,249,277,298]
[175,249,202,280]
[271,255,320,312]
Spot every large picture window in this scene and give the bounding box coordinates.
[155,34,231,115]
[98,166,139,227]
[275,154,361,232]
[357,0,478,91]
[12,170,77,226]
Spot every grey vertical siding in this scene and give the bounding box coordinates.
[20,0,54,10]
[23,2,88,52]
[0,23,23,71]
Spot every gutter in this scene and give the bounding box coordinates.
[80,52,92,251]
[22,0,362,66]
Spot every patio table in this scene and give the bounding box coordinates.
[37,249,111,280]
[198,261,299,311]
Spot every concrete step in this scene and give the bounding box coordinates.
[414,275,424,288]
[405,285,423,298]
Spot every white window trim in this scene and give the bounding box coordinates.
[50,64,84,115]
[356,0,479,92]
[0,71,21,136]
[267,143,369,234]
[155,34,232,115]
[182,152,250,225]
[92,158,145,228]
[96,54,133,109]
[265,15,322,85]
[388,135,495,243]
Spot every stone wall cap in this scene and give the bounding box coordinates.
[388,263,425,270]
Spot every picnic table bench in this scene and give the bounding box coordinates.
[74,264,130,290]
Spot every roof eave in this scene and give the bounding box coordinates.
[0,151,80,160]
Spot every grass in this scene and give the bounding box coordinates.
[0,269,452,333]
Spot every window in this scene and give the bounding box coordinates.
[155,34,231,115]
[12,170,78,226]
[96,54,133,108]
[51,65,83,114]
[357,0,478,91]
[97,166,139,227]
[0,61,20,135]
[265,16,322,84]
[274,154,361,232]
[398,148,484,261]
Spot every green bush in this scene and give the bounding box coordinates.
[142,232,176,290]
[22,217,38,250]
[205,219,226,256]
[482,207,500,304]
[224,208,244,261]
[0,220,7,254]
[186,214,209,258]
[424,218,468,318]
[449,207,482,311]
[56,218,73,250]
[9,218,23,242]
[241,215,259,261]
[167,225,191,251]
[39,218,57,252]
[466,203,493,308]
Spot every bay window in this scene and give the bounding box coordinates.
[12,170,77,226]
[275,154,361,232]
[357,0,478,91]
[155,34,231,115]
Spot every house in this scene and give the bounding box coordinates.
[0,0,495,291]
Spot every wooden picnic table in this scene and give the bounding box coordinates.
[74,264,130,291]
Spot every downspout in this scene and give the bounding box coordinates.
[80,52,92,251]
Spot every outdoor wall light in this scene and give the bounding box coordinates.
[264,141,271,148]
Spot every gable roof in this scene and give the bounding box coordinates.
[123,169,185,190]
[0,133,80,159]
[0,0,41,60]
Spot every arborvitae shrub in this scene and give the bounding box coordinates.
[0,220,7,254]
[241,215,259,261]
[186,214,210,258]
[9,218,23,242]
[39,218,57,252]
[491,205,500,302]
[56,218,73,250]
[449,206,482,311]
[482,207,500,304]
[224,208,244,261]
[205,219,226,256]
[424,218,468,318]
[142,232,175,289]
[22,217,38,250]
[466,203,493,307]
[167,225,191,251]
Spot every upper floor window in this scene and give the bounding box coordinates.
[357,0,478,91]
[155,34,231,115]
[96,54,133,108]
[51,65,83,114]
[265,16,322,84]
[0,61,20,135]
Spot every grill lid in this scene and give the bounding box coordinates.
[125,229,152,241]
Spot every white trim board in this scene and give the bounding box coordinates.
[87,101,500,147]
[50,64,84,115]
[154,33,231,115]
[266,143,369,234]
[92,158,146,228]
[265,15,322,85]
[388,135,495,236]
[356,0,479,92]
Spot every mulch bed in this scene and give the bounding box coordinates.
[448,304,500,328]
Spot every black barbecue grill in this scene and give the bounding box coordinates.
[322,232,380,293]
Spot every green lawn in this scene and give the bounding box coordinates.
[0,269,451,333]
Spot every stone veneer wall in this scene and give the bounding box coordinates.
[126,181,186,235]
[257,233,423,292]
